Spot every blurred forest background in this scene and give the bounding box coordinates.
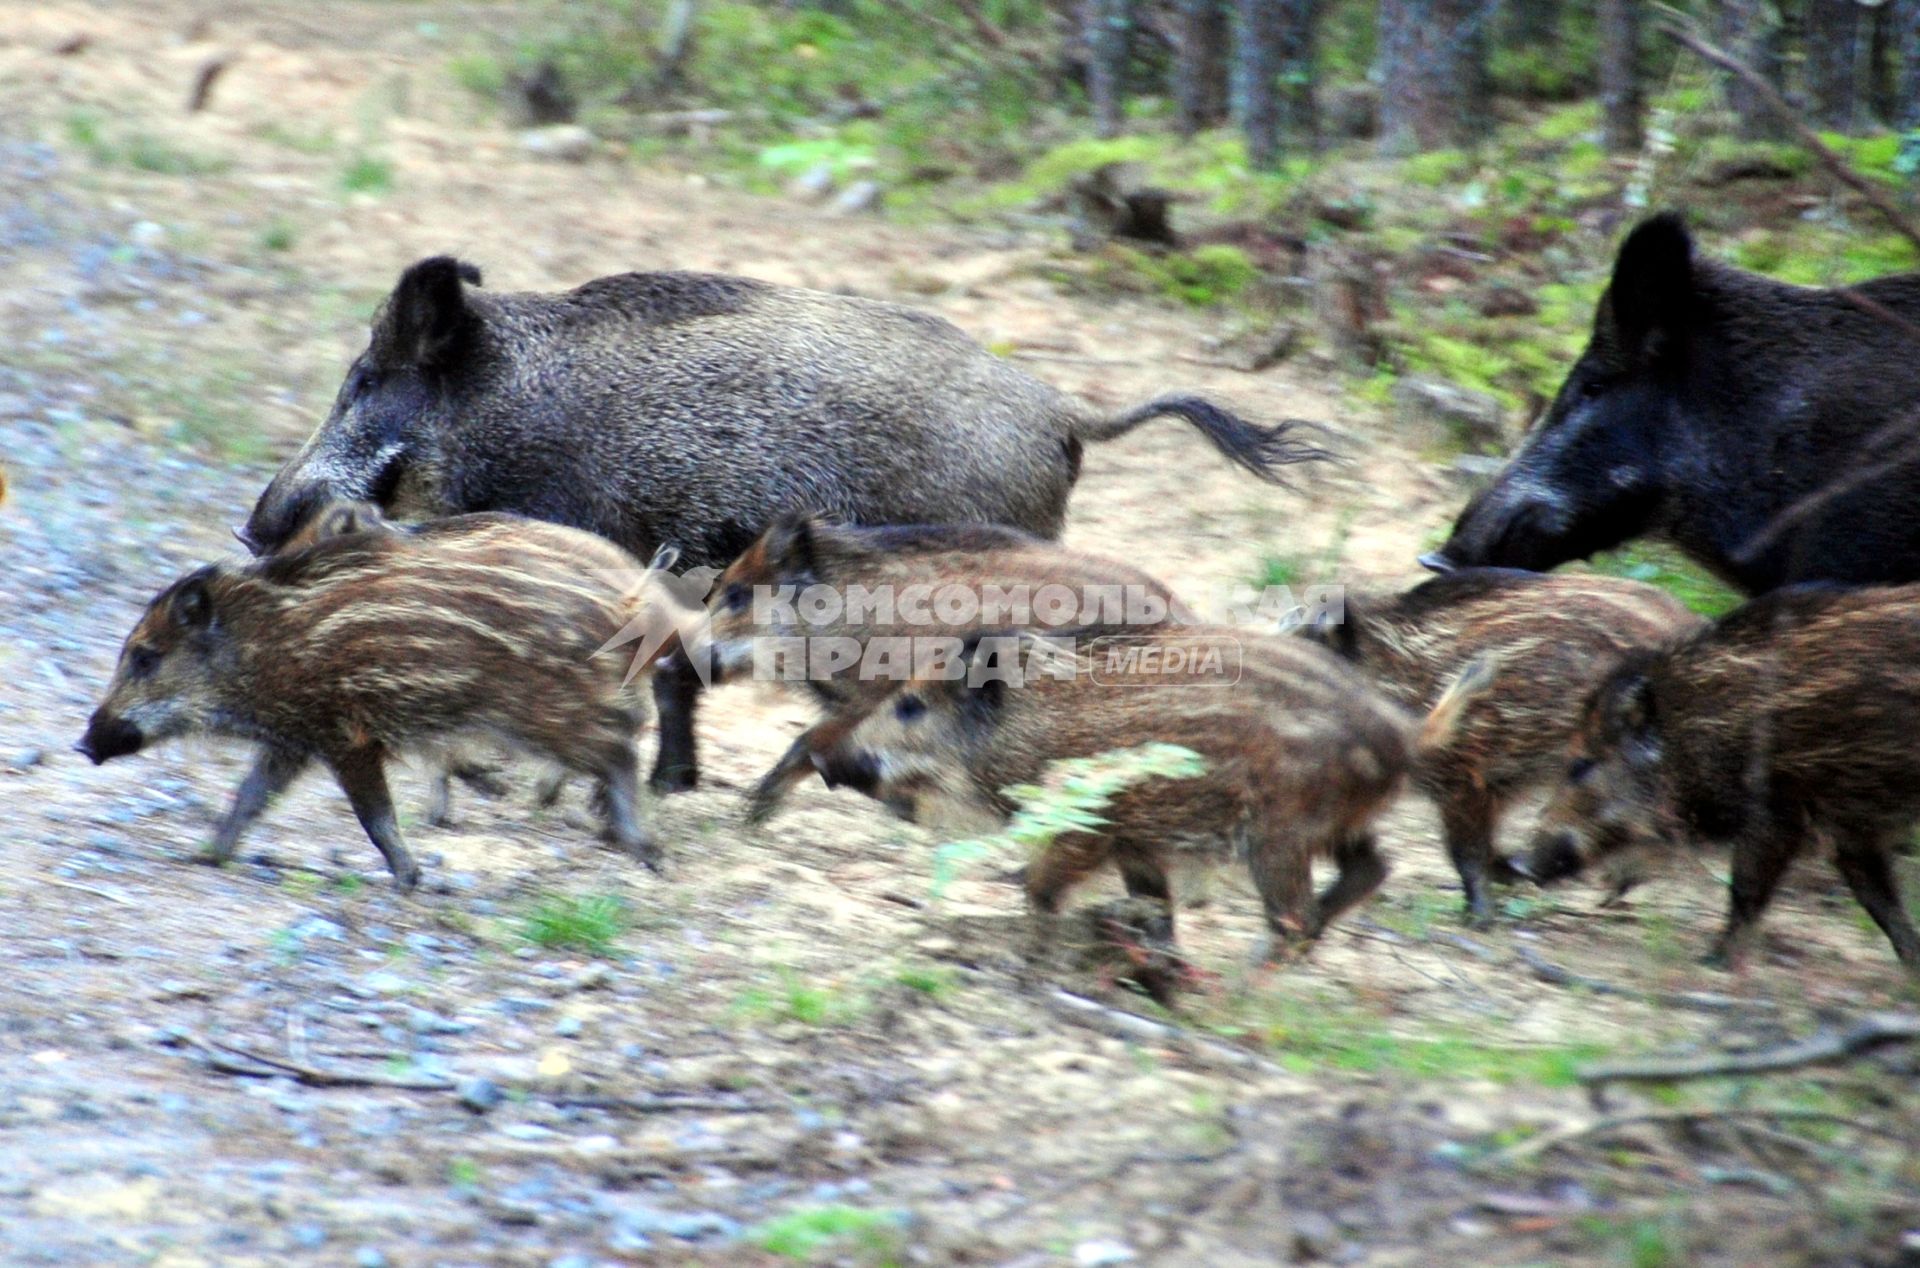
[448,0,1920,436]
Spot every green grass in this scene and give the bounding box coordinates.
[1583,543,1742,618]
[521,892,631,956]
[340,153,395,196]
[735,969,868,1027]
[893,963,958,999]
[252,121,337,154]
[258,218,296,253]
[1204,986,1605,1086]
[749,1204,907,1262]
[63,110,227,175]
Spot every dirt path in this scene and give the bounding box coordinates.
[3,3,1917,1265]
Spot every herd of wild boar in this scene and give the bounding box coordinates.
[77,211,1920,992]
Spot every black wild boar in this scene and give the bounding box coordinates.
[799,626,1487,961]
[1520,584,1920,972]
[1425,213,1920,592]
[77,509,692,889]
[239,258,1324,792]
[696,512,1193,819]
[1303,568,1702,925]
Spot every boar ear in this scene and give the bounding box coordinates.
[374,256,482,373]
[168,571,216,630]
[763,512,819,574]
[1604,670,1657,738]
[1606,213,1692,365]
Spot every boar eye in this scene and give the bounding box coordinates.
[1567,757,1595,784]
[128,646,161,679]
[1579,377,1608,400]
[724,583,751,615]
[894,695,927,723]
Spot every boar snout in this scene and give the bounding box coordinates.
[812,748,881,797]
[77,714,143,764]
[1517,830,1585,884]
[1432,484,1577,574]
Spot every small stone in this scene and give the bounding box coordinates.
[7,748,44,771]
[1290,1210,1342,1262]
[128,220,165,249]
[1074,1240,1135,1266]
[786,161,836,202]
[355,1250,389,1268]
[457,1078,503,1114]
[290,1224,328,1249]
[831,180,884,215]
[361,971,409,996]
[568,963,613,992]
[1395,376,1507,454]
[553,1016,583,1039]
[519,125,597,163]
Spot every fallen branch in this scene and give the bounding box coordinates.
[1657,13,1920,254]
[1513,943,1767,1015]
[545,1094,773,1115]
[43,876,136,907]
[1477,1107,1899,1170]
[1043,988,1288,1077]
[1580,1012,1920,1090]
[181,1033,456,1091]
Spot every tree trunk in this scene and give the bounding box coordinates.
[1807,0,1867,131]
[1897,0,1920,127]
[1086,0,1134,139]
[1236,0,1282,165]
[1599,0,1642,153]
[1174,0,1231,135]
[1376,0,1487,155]
[1276,0,1317,146]
[1505,0,1561,47]
[1719,0,1785,140]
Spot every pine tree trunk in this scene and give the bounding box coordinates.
[1896,0,1920,127]
[1599,0,1642,153]
[1086,0,1134,139]
[1807,0,1867,131]
[1276,0,1318,146]
[1719,0,1785,140]
[1175,0,1231,135]
[1376,0,1487,155]
[1236,0,1281,167]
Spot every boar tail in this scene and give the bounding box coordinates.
[1072,396,1334,483]
[1415,656,1496,759]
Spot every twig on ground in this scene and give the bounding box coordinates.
[1043,988,1289,1078]
[1657,12,1920,253]
[43,876,136,907]
[1478,1107,1897,1170]
[544,1094,773,1115]
[182,1032,456,1091]
[1513,942,1766,1015]
[1579,1013,1920,1091]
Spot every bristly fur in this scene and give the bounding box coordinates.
[1312,567,1702,924]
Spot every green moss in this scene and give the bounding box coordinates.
[750,1204,907,1261]
[1533,100,1601,144]
[1403,148,1474,187]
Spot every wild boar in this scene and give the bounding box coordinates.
[1519,584,1920,972]
[693,512,1193,818]
[797,626,1487,960]
[1425,213,1920,592]
[238,258,1326,793]
[76,508,691,889]
[1303,567,1702,925]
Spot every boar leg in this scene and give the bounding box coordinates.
[1832,829,1920,970]
[1437,785,1503,927]
[328,745,420,892]
[598,745,662,874]
[1703,827,1799,970]
[204,746,309,864]
[650,657,703,793]
[1026,832,1113,916]
[1311,832,1389,937]
[1248,833,1316,951]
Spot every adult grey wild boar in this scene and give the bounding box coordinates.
[1423,213,1920,593]
[241,258,1325,790]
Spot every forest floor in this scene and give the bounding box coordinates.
[2,3,1919,1265]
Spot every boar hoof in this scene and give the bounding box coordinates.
[390,864,422,893]
[650,767,698,795]
[1485,854,1525,885]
